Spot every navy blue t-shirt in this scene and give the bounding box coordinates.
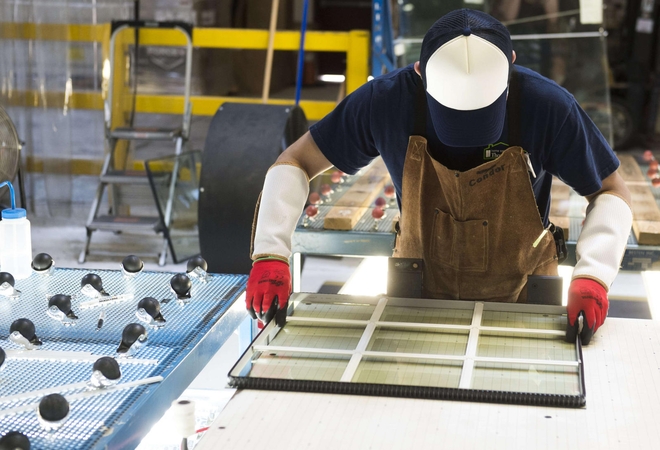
[309,64,619,224]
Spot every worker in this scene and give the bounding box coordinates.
[246,9,632,345]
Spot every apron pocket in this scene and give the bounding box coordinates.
[432,208,489,272]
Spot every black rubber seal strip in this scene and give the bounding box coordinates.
[227,375,586,408]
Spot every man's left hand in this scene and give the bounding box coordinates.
[565,278,609,345]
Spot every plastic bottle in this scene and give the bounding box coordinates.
[0,181,32,279]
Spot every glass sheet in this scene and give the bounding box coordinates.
[270,323,365,350]
[247,352,350,382]
[354,357,463,388]
[293,301,375,321]
[368,326,468,356]
[481,310,565,330]
[397,2,598,41]
[229,296,585,407]
[380,305,473,325]
[472,362,581,395]
[477,331,576,361]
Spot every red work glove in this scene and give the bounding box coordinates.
[246,259,291,326]
[565,278,609,345]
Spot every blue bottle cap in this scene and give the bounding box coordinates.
[2,208,27,219]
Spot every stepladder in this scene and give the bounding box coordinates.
[80,20,194,266]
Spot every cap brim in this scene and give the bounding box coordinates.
[427,88,507,148]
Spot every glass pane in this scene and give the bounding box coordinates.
[146,151,202,262]
[368,326,469,356]
[481,310,565,330]
[270,323,365,350]
[381,305,472,325]
[293,301,375,321]
[477,331,576,361]
[354,356,463,388]
[397,1,598,40]
[247,352,350,382]
[472,362,581,395]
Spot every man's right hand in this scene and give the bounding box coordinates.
[246,259,291,326]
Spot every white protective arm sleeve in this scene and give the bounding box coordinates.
[572,193,633,289]
[251,163,309,261]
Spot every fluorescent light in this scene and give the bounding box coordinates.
[318,74,345,83]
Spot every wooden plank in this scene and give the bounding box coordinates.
[324,159,390,230]
[633,221,660,246]
[324,207,369,230]
[618,154,646,182]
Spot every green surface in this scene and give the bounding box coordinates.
[354,357,463,387]
[249,352,350,382]
[472,363,581,395]
[367,327,468,356]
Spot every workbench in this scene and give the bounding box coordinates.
[199,316,660,449]
[0,268,247,449]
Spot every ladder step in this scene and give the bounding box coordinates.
[89,215,161,232]
[100,170,151,185]
[110,127,182,141]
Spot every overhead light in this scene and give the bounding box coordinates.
[318,74,345,83]
[367,76,374,82]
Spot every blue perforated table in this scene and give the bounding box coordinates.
[0,268,247,449]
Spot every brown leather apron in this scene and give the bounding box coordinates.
[393,70,558,303]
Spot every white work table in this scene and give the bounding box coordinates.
[197,317,660,449]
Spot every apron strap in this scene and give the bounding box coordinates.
[413,75,427,137]
[506,66,521,147]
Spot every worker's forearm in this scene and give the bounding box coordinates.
[572,192,632,289]
[276,131,333,180]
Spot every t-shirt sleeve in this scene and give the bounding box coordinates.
[544,101,619,196]
[309,81,380,175]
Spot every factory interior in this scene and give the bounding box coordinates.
[1,0,660,449]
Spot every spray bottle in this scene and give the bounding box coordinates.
[0,181,32,279]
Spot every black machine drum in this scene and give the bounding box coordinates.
[199,103,308,274]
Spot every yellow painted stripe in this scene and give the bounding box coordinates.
[0,23,356,52]
[5,91,335,121]
[0,23,108,42]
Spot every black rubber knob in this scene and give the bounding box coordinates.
[186,255,208,273]
[137,297,165,323]
[10,318,40,344]
[117,323,147,353]
[93,356,121,381]
[122,255,143,273]
[81,273,103,292]
[0,431,31,450]
[170,274,192,297]
[38,393,69,422]
[48,294,77,319]
[0,272,15,287]
[32,253,53,271]
[0,346,5,369]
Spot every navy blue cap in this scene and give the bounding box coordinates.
[419,9,513,147]
[2,208,26,219]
